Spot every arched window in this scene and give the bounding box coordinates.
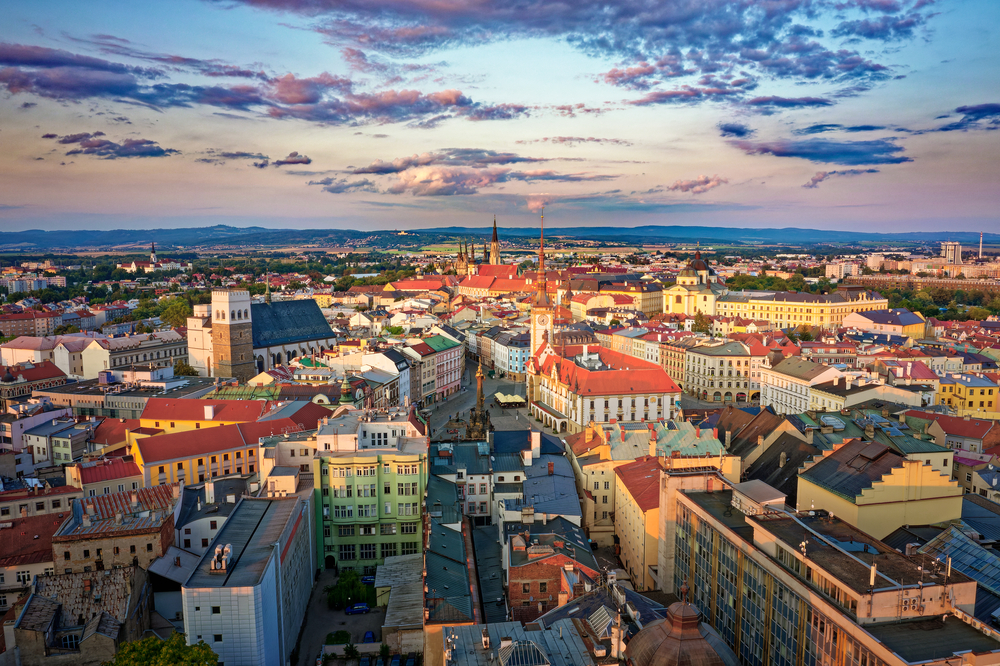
[231,310,236,320]
[244,309,249,319]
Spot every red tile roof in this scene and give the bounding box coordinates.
[76,457,142,484]
[140,398,272,422]
[477,265,518,278]
[614,456,664,512]
[534,344,680,397]
[136,418,305,463]
[0,514,63,567]
[76,483,177,521]
[0,361,66,382]
[904,410,996,440]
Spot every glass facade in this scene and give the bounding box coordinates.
[675,497,886,666]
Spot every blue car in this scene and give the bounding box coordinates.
[405,653,415,666]
[390,656,400,666]
[360,658,371,666]
[361,575,375,585]
[345,603,371,615]
[363,631,376,643]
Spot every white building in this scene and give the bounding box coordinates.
[759,355,842,415]
[182,494,314,666]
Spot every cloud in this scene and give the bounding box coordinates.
[629,84,741,106]
[306,176,379,193]
[508,170,617,183]
[718,122,754,138]
[515,136,631,146]
[197,149,270,165]
[802,168,879,188]
[666,174,728,194]
[745,96,833,109]
[41,133,57,139]
[832,12,927,41]
[351,148,547,175]
[387,165,511,196]
[930,103,1000,132]
[793,123,889,134]
[460,103,530,121]
[56,132,179,159]
[731,137,911,165]
[552,103,609,117]
[285,0,927,95]
[272,151,312,166]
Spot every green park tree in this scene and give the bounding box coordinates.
[101,632,217,666]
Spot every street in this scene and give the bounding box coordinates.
[427,372,532,439]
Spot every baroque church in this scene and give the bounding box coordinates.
[186,287,340,382]
[662,251,727,317]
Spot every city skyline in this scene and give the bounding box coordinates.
[0,0,998,232]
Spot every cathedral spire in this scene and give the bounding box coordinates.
[490,215,500,265]
[532,210,550,307]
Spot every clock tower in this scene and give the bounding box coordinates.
[530,211,553,355]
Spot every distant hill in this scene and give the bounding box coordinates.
[0,224,995,251]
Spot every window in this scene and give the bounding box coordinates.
[214,634,223,643]
[210,521,218,530]
[338,525,354,537]
[83,550,90,559]
[360,543,376,560]
[130,545,136,554]
[184,539,191,549]
[212,606,221,614]
[385,502,392,515]
[539,582,547,593]
[16,570,31,584]
[402,542,419,555]
[401,523,418,534]
[381,543,397,559]
[35,501,44,511]
[202,538,209,548]
[602,495,608,504]
[146,543,153,552]
[522,583,530,593]
[339,544,356,560]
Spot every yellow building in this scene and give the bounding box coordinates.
[797,438,962,539]
[138,398,272,434]
[715,288,888,329]
[663,252,727,317]
[600,282,664,315]
[841,308,927,338]
[937,373,1000,419]
[614,456,663,591]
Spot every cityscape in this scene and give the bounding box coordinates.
[1,1,1000,666]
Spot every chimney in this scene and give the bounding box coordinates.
[779,452,787,468]
[114,512,123,525]
[204,404,215,420]
[964,414,971,421]
[20,506,27,518]
[82,514,91,528]
[805,429,814,445]
[865,424,875,439]
[531,431,541,458]
[172,484,180,499]
[130,492,138,511]
[86,502,96,516]
[757,435,764,448]
[548,461,554,476]
[833,376,839,387]
[205,481,215,504]
[898,412,906,424]
[725,431,732,449]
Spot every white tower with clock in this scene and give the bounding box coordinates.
[530,211,553,355]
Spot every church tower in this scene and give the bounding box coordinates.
[529,211,554,356]
[211,288,255,382]
[490,216,500,265]
[150,242,157,264]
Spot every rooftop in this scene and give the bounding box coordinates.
[185,497,300,589]
[866,616,1000,663]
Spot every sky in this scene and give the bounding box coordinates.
[0,0,998,233]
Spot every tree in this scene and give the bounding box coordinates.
[798,328,814,342]
[174,361,199,376]
[160,297,193,328]
[343,643,360,659]
[609,319,622,327]
[53,324,81,335]
[967,306,991,321]
[380,644,391,660]
[384,326,404,335]
[102,632,217,666]
[692,311,711,334]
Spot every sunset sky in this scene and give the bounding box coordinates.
[1,0,998,232]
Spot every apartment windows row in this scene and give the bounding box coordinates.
[327,502,419,518]
[0,497,65,515]
[326,522,419,538]
[336,541,420,560]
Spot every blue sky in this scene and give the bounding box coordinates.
[0,0,997,232]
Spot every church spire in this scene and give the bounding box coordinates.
[532,210,550,307]
[490,215,500,265]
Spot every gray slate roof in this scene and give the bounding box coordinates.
[251,300,335,348]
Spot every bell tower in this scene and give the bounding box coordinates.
[490,216,500,265]
[530,210,553,355]
[211,288,255,382]
[150,242,157,264]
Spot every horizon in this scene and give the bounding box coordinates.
[0,0,998,232]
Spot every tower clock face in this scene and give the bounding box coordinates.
[536,315,549,326]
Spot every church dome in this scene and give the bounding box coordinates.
[686,251,712,273]
[1,367,15,383]
[625,599,737,666]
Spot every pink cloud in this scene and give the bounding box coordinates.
[666,174,728,194]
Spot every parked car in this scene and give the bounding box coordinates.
[363,631,376,643]
[361,575,375,585]
[390,655,401,666]
[360,658,371,666]
[405,652,416,666]
[345,603,371,615]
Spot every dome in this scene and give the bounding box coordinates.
[625,601,737,666]
[686,251,713,274]
[0,367,14,383]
